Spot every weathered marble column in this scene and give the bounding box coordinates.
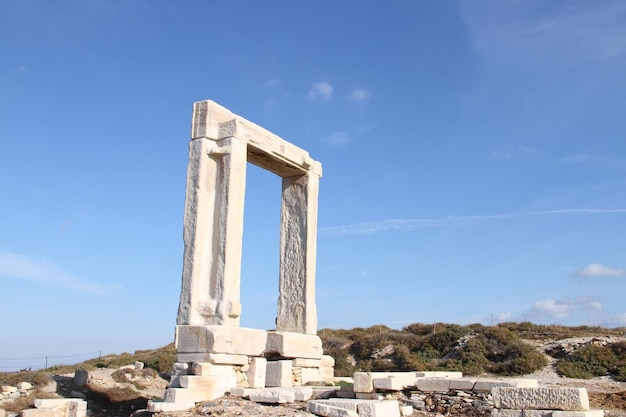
[176,107,247,327]
[277,171,320,335]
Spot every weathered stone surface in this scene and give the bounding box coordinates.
[191,362,236,377]
[165,387,226,403]
[415,378,452,392]
[357,400,400,417]
[307,401,359,417]
[16,382,32,390]
[416,371,463,379]
[400,405,414,416]
[179,375,237,390]
[249,389,296,404]
[552,411,604,417]
[372,377,417,391]
[176,325,267,356]
[310,399,359,412]
[169,362,190,388]
[246,357,267,389]
[20,409,55,417]
[492,387,589,411]
[353,372,417,393]
[1,386,17,393]
[491,410,554,417]
[301,367,323,385]
[266,360,293,387]
[34,398,87,410]
[206,353,249,365]
[449,378,476,390]
[474,379,538,392]
[266,331,323,359]
[293,358,322,367]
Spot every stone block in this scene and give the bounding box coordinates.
[21,410,55,417]
[293,358,322,367]
[191,362,236,377]
[147,400,196,412]
[246,357,267,388]
[321,355,336,367]
[290,386,314,401]
[492,387,589,411]
[134,361,145,370]
[266,360,293,387]
[17,382,32,390]
[416,378,451,392]
[249,388,296,403]
[175,325,267,356]
[206,353,249,365]
[301,367,323,385]
[266,331,323,359]
[307,401,359,417]
[179,375,237,390]
[1,386,17,393]
[491,410,523,417]
[310,399,360,412]
[491,410,555,417]
[169,362,190,388]
[400,405,414,417]
[357,400,400,417]
[372,377,417,391]
[164,387,226,403]
[449,378,476,390]
[415,371,462,379]
[34,398,87,410]
[229,387,252,397]
[552,411,604,417]
[473,379,538,392]
[353,372,401,393]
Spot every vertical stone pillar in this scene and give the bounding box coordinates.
[176,134,247,327]
[277,170,321,335]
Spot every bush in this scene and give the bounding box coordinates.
[556,344,618,379]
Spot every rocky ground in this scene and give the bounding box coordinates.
[72,361,626,417]
[4,336,626,417]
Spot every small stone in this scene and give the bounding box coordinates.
[17,382,32,390]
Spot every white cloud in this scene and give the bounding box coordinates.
[497,312,513,322]
[0,252,122,294]
[320,208,626,237]
[325,131,350,148]
[350,88,371,101]
[528,299,574,320]
[263,78,280,88]
[527,297,603,321]
[490,149,512,159]
[575,263,626,278]
[307,82,333,100]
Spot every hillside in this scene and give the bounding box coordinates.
[2,322,626,416]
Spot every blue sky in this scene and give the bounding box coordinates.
[1,1,625,371]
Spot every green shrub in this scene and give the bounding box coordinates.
[556,344,618,379]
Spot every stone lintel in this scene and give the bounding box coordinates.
[266,331,323,359]
[191,100,322,178]
[175,325,267,357]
